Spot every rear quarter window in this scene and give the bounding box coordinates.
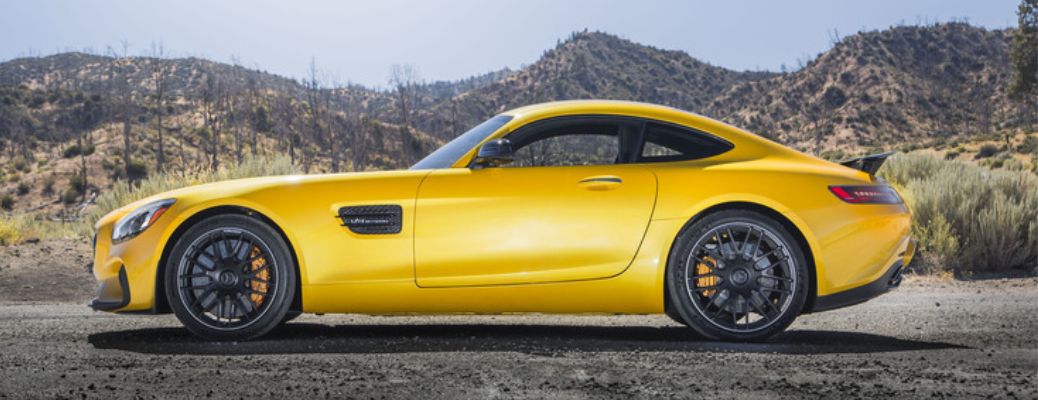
[638,122,733,162]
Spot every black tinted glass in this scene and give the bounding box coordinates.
[508,120,640,167]
[639,123,733,162]
[411,115,512,169]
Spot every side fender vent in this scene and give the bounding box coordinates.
[338,205,403,234]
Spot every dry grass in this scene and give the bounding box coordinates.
[0,213,78,245]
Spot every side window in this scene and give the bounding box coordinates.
[509,122,627,167]
[639,122,733,162]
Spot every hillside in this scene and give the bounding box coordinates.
[0,22,1033,215]
[414,31,775,139]
[709,24,1014,151]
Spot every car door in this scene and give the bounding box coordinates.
[414,116,658,287]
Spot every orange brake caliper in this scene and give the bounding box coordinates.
[696,256,718,297]
[248,247,269,308]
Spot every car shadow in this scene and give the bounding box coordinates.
[87,323,968,356]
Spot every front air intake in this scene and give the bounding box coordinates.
[338,205,403,234]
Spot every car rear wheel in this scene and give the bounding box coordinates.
[666,209,808,341]
[165,214,295,341]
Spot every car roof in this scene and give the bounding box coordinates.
[499,100,757,143]
[497,100,767,152]
[502,100,691,120]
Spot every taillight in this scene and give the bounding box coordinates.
[828,185,902,204]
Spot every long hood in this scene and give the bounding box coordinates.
[96,169,431,228]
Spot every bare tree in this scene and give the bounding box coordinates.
[201,70,223,170]
[326,82,343,172]
[229,56,245,165]
[273,94,297,165]
[75,72,105,203]
[449,98,459,137]
[827,28,842,48]
[303,58,326,172]
[172,111,188,167]
[346,91,368,171]
[149,42,171,172]
[107,44,136,188]
[246,71,261,157]
[387,64,422,132]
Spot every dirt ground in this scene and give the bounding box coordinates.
[0,239,1035,399]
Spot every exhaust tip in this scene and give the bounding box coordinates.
[888,264,904,288]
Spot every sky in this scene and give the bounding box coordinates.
[0,0,1022,88]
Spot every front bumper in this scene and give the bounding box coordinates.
[88,264,130,311]
[88,213,169,313]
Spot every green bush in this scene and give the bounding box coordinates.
[61,188,80,205]
[69,174,86,193]
[974,143,999,159]
[126,159,148,181]
[0,195,13,210]
[16,182,29,196]
[818,149,848,162]
[11,157,29,172]
[882,154,1038,274]
[1017,135,1038,154]
[62,145,81,158]
[62,144,95,158]
[42,175,55,195]
[1003,158,1026,171]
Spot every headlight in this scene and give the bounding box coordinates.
[112,199,176,243]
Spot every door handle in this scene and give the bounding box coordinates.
[578,175,623,190]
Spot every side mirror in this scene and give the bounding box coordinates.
[473,138,514,168]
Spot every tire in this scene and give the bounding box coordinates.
[663,298,689,326]
[165,214,296,341]
[666,209,809,341]
[280,310,302,325]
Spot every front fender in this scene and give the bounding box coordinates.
[94,195,309,312]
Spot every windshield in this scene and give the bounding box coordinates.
[410,115,513,169]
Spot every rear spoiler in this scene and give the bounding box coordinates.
[839,152,894,175]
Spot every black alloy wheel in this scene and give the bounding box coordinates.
[667,209,808,341]
[166,214,295,341]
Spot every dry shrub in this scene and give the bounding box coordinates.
[0,213,77,245]
[0,214,36,245]
[882,154,1038,274]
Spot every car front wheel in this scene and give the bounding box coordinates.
[165,214,295,341]
[666,209,809,341]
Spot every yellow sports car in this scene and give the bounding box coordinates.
[90,100,914,341]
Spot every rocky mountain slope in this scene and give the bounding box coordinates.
[708,24,1013,151]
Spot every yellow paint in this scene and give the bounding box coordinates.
[92,100,911,315]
